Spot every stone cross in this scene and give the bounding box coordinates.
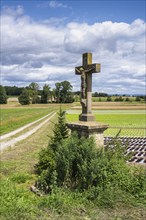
[75,53,100,121]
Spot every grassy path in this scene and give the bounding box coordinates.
[0,112,56,151]
[0,112,55,140]
[0,107,59,135]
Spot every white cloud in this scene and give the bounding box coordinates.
[1,5,24,16]
[49,0,67,8]
[1,6,145,94]
[38,1,68,9]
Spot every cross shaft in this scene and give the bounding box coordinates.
[75,53,100,121]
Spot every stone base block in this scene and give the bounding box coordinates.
[66,121,108,147]
[79,113,95,122]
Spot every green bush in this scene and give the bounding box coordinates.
[35,110,146,208]
[0,85,8,104]
[35,107,69,192]
[35,132,146,199]
[18,89,30,105]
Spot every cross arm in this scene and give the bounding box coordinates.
[89,63,101,73]
[75,63,100,75]
[75,66,83,75]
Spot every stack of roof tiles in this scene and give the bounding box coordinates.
[104,137,146,164]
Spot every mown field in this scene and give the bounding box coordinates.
[1,103,146,137]
[92,96,145,102]
[66,110,146,137]
[0,104,72,135]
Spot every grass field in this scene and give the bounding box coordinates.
[0,108,55,135]
[92,96,145,102]
[0,104,146,220]
[66,110,146,137]
[0,104,72,135]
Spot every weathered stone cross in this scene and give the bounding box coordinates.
[75,52,100,121]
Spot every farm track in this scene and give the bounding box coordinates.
[0,112,55,140]
[0,112,56,151]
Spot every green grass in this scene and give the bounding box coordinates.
[66,110,146,137]
[0,107,60,135]
[0,106,146,220]
[92,96,145,102]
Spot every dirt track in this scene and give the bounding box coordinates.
[0,112,56,151]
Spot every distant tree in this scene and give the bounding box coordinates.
[18,89,30,105]
[118,96,123,102]
[106,96,112,102]
[4,86,23,96]
[93,92,98,97]
[51,89,56,102]
[60,81,74,103]
[55,82,62,103]
[54,81,74,103]
[28,82,40,104]
[114,97,119,102]
[0,85,8,104]
[74,91,80,96]
[135,96,141,102]
[125,97,130,102]
[41,84,51,103]
[114,96,123,102]
[92,92,108,97]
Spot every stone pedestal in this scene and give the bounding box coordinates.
[79,113,95,122]
[66,121,108,147]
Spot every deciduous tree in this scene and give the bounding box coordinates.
[0,85,8,104]
[18,89,30,105]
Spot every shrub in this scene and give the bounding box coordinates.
[0,85,8,104]
[125,97,130,102]
[36,133,146,201]
[135,96,141,101]
[106,96,112,102]
[35,107,69,192]
[18,89,30,105]
[35,111,146,207]
[114,96,123,102]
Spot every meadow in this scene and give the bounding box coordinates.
[0,104,71,135]
[66,110,146,137]
[0,103,146,220]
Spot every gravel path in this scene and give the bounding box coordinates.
[0,112,56,151]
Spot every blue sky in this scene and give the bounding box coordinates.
[1,0,145,23]
[1,0,146,94]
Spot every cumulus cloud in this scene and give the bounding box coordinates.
[1,6,145,94]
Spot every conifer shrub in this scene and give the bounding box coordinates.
[35,109,146,206]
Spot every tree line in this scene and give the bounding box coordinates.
[0,81,74,105]
[0,83,145,104]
